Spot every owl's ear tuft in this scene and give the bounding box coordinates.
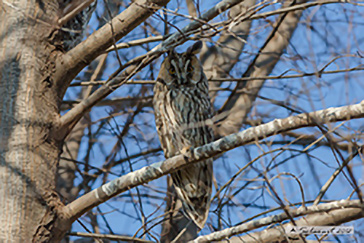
[167,49,177,57]
[187,41,203,55]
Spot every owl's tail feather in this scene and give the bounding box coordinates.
[172,159,213,230]
[182,194,211,229]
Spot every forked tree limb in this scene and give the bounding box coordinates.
[64,100,364,223]
[216,0,307,136]
[53,0,170,97]
[57,0,349,139]
[201,0,256,101]
[220,0,354,136]
[57,0,246,138]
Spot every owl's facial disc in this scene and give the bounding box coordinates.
[156,45,204,89]
[166,54,201,86]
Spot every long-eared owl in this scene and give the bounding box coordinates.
[153,41,214,229]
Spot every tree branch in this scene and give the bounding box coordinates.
[58,0,95,27]
[57,0,349,138]
[68,232,154,243]
[201,0,256,101]
[191,200,363,242]
[57,0,246,138]
[217,0,306,136]
[54,0,170,96]
[64,100,364,223]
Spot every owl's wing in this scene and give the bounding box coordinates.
[153,78,214,230]
[153,84,176,158]
[171,105,215,229]
[172,157,213,229]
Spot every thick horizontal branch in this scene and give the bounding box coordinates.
[64,100,364,222]
[235,207,363,242]
[191,200,364,242]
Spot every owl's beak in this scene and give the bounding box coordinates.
[180,73,188,85]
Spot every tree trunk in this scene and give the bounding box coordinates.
[0,1,65,241]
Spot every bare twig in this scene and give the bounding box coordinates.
[216,0,307,136]
[68,232,153,242]
[64,100,364,222]
[314,147,361,205]
[58,0,246,138]
[190,200,363,242]
[54,0,170,98]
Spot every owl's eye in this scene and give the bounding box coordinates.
[169,67,176,75]
[187,65,194,73]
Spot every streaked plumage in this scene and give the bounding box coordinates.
[153,41,214,229]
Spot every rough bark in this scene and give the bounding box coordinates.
[0,1,64,241]
[0,0,170,241]
[0,0,358,242]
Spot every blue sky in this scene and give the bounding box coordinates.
[64,1,364,241]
